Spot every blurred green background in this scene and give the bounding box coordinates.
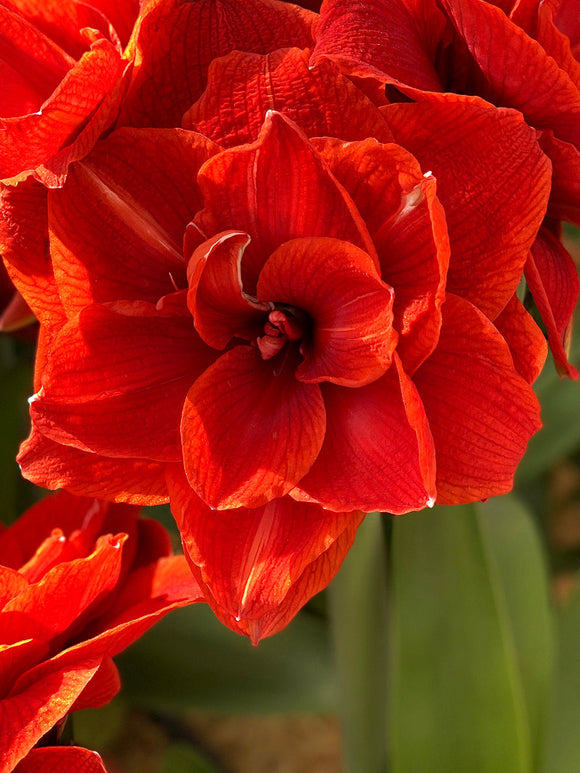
[1,228,579,773]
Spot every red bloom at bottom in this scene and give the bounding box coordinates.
[0,491,203,772]
[13,747,108,773]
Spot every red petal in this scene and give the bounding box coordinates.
[69,657,120,712]
[49,128,220,315]
[314,136,450,372]
[196,111,377,289]
[5,0,123,59]
[183,47,394,146]
[0,534,126,645]
[440,0,580,147]
[0,566,28,608]
[0,658,102,771]
[181,345,326,509]
[18,426,170,505]
[31,300,215,462]
[296,353,436,513]
[119,0,316,128]
[93,554,203,631]
[0,180,64,328]
[413,294,542,504]
[384,98,551,318]
[493,295,548,383]
[312,0,444,91]
[14,746,108,773]
[0,36,125,185]
[257,237,397,387]
[539,132,580,225]
[525,227,579,378]
[187,231,268,349]
[167,464,364,642]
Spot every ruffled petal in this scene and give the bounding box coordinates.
[187,230,268,349]
[312,0,444,91]
[383,98,551,318]
[413,294,543,504]
[257,237,397,387]
[525,226,579,378]
[314,136,450,372]
[183,47,394,145]
[181,345,325,509]
[49,128,220,315]
[195,111,377,289]
[167,464,364,642]
[296,353,436,513]
[18,428,170,505]
[119,0,316,128]
[30,300,216,461]
[493,295,548,383]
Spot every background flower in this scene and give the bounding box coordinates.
[0,490,203,770]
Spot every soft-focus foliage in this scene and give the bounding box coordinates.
[0,490,202,771]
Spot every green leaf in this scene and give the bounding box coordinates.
[117,603,336,713]
[390,496,553,773]
[541,582,580,773]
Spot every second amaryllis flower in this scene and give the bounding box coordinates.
[2,96,550,638]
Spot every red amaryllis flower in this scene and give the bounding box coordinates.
[13,747,108,773]
[312,0,580,377]
[0,490,203,770]
[0,0,139,186]
[4,80,549,638]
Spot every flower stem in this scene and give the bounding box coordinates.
[328,513,390,773]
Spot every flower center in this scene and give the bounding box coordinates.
[257,304,308,361]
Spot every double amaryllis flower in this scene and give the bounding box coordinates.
[0,0,574,641]
[0,491,202,771]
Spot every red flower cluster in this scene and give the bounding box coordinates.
[0,491,202,771]
[0,0,577,641]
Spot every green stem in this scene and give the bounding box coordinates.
[328,513,390,773]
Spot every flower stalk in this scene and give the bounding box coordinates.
[329,513,391,773]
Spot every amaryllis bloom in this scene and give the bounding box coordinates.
[0,491,203,770]
[0,0,139,186]
[312,0,580,377]
[3,70,552,640]
[13,747,108,773]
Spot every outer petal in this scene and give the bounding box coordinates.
[314,137,450,372]
[257,237,397,387]
[195,111,378,289]
[538,132,580,225]
[119,0,316,128]
[312,0,444,91]
[30,300,216,462]
[383,98,552,318]
[0,180,63,328]
[0,656,102,772]
[440,0,580,146]
[493,295,548,384]
[167,464,364,643]
[49,128,220,315]
[0,36,126,185]
[296,353,436,513]
[181,345,326,510]
[14,747,108,773]
[183,47,394,145]
[525,226,579,378]
[18,427,170,505]
[413,294,543,504]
